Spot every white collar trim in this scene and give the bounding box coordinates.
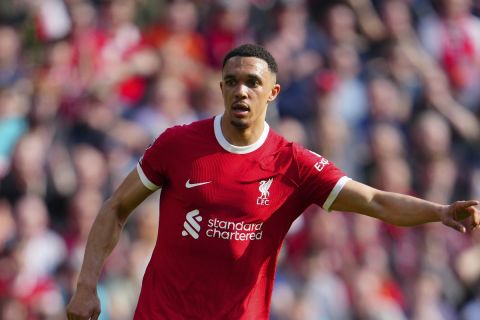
[214,115,269,154]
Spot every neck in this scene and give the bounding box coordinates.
[220,116,265,146]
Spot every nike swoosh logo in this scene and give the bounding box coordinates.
[185,179,212,188]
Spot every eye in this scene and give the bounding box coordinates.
[225,79,236,86]
[246,79,260,88]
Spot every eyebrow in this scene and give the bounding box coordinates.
[223,74,263,83]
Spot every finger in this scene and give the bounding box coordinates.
[91,312,100,320]
[458,200,480,208]
[472,209,480,229]
[66,311,76,320]
[67,311,89,320]
[443,219,466,233]
[463,206,480,227]
[454,202,479,221]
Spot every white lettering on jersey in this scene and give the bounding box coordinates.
[181,210,264,241]
[182,209,263,241]
[314,158,329,172]
[309,150,330,172]
[206,218,263,240]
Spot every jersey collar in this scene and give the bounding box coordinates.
[214,114,270,154]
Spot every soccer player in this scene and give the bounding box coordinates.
[66,44,480,319]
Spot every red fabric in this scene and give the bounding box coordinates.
[143,26,207,64]
[380,279,405,309]
[441,20,476,89]
[135,117,347,319]
[205,30,237,68]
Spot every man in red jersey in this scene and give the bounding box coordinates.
[67,44,480,320]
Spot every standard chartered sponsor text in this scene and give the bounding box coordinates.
[206,218,263,240]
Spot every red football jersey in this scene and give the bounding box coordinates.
[134,116,349,319]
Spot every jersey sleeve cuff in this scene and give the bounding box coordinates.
[136,163,160,191]
[322,176,351,212]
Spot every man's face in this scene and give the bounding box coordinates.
[220,56,280,130]
[443,0,471,17]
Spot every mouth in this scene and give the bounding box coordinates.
[231,102,250,117]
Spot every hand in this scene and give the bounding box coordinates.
[66,285,101,320]
[440,200,480,233]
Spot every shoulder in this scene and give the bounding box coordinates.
[289,142,332,173]
[266,128,293,150]
[262,128,321,164]
[264,127,323,159]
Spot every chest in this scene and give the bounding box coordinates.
[157,150,301,261]
[165,152,296,220]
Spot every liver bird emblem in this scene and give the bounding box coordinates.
[259,178,273,199]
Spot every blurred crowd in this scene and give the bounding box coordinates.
[0,0,480,319]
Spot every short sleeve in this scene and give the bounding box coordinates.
[294,145,350,211]
[137,129,173,191]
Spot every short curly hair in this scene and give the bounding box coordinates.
[222,44,278,74]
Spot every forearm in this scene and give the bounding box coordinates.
[433,100,480,142]
[348,0,386,41]
[369,191,446,226]
[332,180,479,232]
[76,199,125,289]
[67,169,153,318]
[332,180,446,226]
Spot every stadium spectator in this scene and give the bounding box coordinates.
[0,1,478,318]
[418,0,480,111]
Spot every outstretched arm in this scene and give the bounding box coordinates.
[67,168,154,320]
[331,180,480,233]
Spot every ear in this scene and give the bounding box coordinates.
[219,81,224,94]
[267,84,281,102]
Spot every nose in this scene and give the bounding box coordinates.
[234,84,248,99]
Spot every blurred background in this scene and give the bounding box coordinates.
[0,0,480,319]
